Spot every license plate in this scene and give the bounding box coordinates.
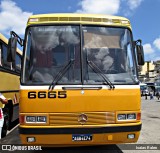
[72,134,92,141]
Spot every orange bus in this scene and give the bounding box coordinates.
[8,13,144,145]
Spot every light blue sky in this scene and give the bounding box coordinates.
[0,0,160,61]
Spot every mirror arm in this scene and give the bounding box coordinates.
[10,31,24,47]
[134,39,142,45]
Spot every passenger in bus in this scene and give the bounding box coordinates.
[30,46,54,82]
[51,36,66,66]
[0,93,8,139]
[35,46,53,68]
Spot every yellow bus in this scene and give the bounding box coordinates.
[0,33,22,138]
[8,14,144,145]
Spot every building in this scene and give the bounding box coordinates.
[139,61,157,82]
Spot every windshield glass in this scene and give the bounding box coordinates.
[22,25,138,85]
[23,25,81,84]
[82,26,138,84]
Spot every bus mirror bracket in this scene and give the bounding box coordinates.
[134,39,145,66]
[7,31,23,62]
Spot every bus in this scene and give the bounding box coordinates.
[0,33,22,138]
[140,83,149,96]
[8,14,144,145]
[145,82,155,95]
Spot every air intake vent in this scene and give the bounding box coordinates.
[69,17,80,21]
[35,16,129,26]
[93,18,102,22]
[102,18,109,22]
[39,17,49,22]
[59,17,69,21]
[112,19,121,24]
[49,17,58,21]
[81,17,93,22]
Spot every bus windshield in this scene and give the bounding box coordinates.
[22,25,138,85]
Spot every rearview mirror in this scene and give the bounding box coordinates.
[135,40,145,65]
[7,37,17,62]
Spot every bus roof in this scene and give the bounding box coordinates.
[0,33,8,44]
[27,13,131,29]
[0,33,22,55]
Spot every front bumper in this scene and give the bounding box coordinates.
[19,123,141,145]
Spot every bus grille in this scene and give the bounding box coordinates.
[49,112,115,126]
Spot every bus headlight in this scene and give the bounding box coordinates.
[117,113,137,121]
[117,114,126,120]
[37,116,47,122]
[26,116,47,123]
[26,116,36,123]
[127,113,136,120]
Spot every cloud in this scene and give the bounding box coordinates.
[76,0,120,15]
[76,0,144,17]
[0,0,32,35]
[144,36,160,61]
[143,43,154,54]
[122,0,144,16]
[127,0,143,10]
[153,37,160,50]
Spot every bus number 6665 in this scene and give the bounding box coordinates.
[28,91,67,99]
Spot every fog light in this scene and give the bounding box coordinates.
[27,137,36,142]
[128,134,135,139]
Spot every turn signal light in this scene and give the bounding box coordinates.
[137,112,141,120]
[19,115,25,124]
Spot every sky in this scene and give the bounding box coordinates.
[0,0,160,61]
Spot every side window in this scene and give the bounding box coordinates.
[0,43,2,66]
[1,43,11,70]
[16,53,21,73]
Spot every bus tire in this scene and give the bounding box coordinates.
[1,111,9,138]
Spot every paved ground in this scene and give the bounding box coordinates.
[1,96,160,153]
[121,96,160,153]
[137,96,160,144]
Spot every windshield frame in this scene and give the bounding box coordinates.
[21,24,139,86]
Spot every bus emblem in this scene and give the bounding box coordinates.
[81,90,85,94]
[78,114,88,124]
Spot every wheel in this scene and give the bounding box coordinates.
[1,112,9,138]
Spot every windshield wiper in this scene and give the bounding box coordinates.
[87,60,115,89]
[49,59,75,90]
